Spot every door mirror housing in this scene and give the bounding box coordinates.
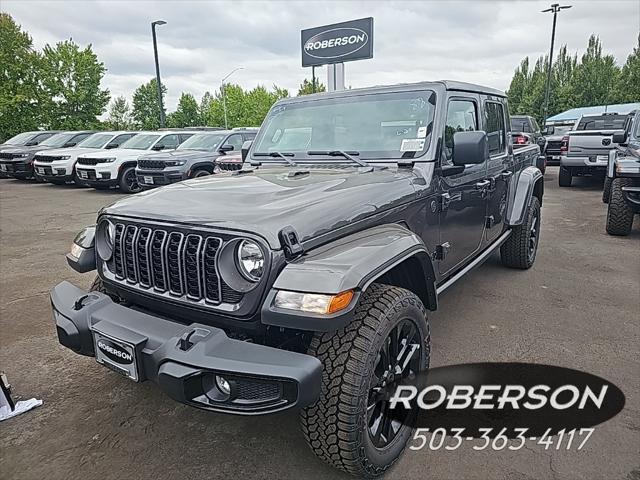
[612,130,628,145]
[452,131,488,166]
[241,140,252,162]
[219,144,234,153]
[64,142,77,147]
[152,144,166,151]
[105,144,118,149]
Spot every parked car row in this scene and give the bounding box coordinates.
[0,128,257,193]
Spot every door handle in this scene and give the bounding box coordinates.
[475,180,491,190]
[499,171,513,180]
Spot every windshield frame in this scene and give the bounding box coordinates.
[251,89,438,163]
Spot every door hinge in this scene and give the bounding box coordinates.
[438,193,451,212]
[485,215,495,229]
[433,242,451,261]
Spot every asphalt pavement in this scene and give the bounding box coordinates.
[0,169,638,480]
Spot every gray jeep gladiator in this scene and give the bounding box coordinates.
[50,81,543,478]
[603,111,639,235]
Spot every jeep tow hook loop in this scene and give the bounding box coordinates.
[179,330,197,351]
[279,225,304,261]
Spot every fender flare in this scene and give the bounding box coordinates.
[262,224,437,332]
[190,161,215,175]
[506,166,544,226]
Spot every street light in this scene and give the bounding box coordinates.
[221,67,244,129]
[151,20,167,128]
[541,4,572,126]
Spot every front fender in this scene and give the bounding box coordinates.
[506,166,543,226]
[262,224,435,332]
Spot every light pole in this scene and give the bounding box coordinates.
[541,4,571,126]
[151,20,167,128]
[221,67,244,129]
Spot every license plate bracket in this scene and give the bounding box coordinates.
[597,155,608,162]
[93,330,139,381]
[143,176,154,184]
[79,171,88,178]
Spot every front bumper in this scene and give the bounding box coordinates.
[34,162,75,182]
[50,281,322,414]
[76,167,117,186]
[136,167,187,189]
[0,160,32,178]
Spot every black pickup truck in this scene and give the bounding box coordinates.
[51,81,543,478]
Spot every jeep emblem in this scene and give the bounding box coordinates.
[97,339,133,365]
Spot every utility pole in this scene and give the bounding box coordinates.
[541,4,572,126]
[151,20,167,128]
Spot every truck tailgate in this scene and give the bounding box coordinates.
[568,130,618,157]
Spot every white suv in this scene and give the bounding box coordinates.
[33,131,137,185]
[75,131,194,192]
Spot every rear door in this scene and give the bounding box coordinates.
[438,94,488,276]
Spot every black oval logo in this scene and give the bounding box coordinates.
[388,363,625,437]
[304,27,369,60]
[602,138,611,146]
[97,339,133,365]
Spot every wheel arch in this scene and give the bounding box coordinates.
[190,161,215,175]
[506,166,544,226]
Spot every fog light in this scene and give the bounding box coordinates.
[216,375,231,396]
[56,169,66,175]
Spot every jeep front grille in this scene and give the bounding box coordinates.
[109,223,242,305]
[77,157,102,165]
[34,155,62,163]
[138,159,166,169]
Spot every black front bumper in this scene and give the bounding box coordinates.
[51,281,322,414]
[0,161,32,178]
[136,168,187,189]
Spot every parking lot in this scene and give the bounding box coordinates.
[0,168,638,480]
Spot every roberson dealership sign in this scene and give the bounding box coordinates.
[301,17,374,67]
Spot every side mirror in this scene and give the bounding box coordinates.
[219,144,234,153]
[105,144,118,149]
[152,144,165,151]
[25,141,38,146]
[64,142,77,147]
[241,140,252,162]
[612,130,627,145]
[452,131,488,166]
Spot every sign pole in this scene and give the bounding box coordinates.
[327,63,345,92]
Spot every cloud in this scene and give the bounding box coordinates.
[3,0,639,111]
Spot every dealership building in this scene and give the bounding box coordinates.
[546,102,640,125]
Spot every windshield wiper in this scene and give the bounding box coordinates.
[253,151,297,166]
[307,150,370,168]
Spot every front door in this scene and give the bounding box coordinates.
[438,96,488,275]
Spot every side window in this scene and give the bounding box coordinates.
[178,133,193,143]
[485,102,506,156]
[444,99,478,163]
[106,134,133,148]
[33,133,54,144]
[243,132,256,142]
[224,134,244,150]
[531,118,540,133]
[155,134,179,150]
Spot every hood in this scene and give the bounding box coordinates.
[36,146,105,157]
[139,150,217,162]
[102,166,420,249]
[2,144,57,155]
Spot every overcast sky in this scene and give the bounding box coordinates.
[3,0,639,111]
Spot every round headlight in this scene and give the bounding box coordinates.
[236,239,264,282]
[96,220,115,261]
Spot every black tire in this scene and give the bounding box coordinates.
[118,166,141,193]
[192,168,211,178]
[300,284,430,478]
[558,166,572,187]
[501,196,541,269]
[606,178,634,236]
[602,177,612,204]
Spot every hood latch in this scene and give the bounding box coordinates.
[279,226,304,261]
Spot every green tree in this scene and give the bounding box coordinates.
[570,35,620,108]
[131,78,166,130]
[39,39,110,129]
[106,95,133,130]
[166,92,201,127]
[0,13,43,141]
[297,78,326,95]
[614,34,640,103]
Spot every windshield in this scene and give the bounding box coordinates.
[77,133,112,149]
[253,90,437,161]
[4,132,34,145]
[577,115,628,130]
[39,133,77,147]
[178,133,226,151]
[120,134,160,150]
